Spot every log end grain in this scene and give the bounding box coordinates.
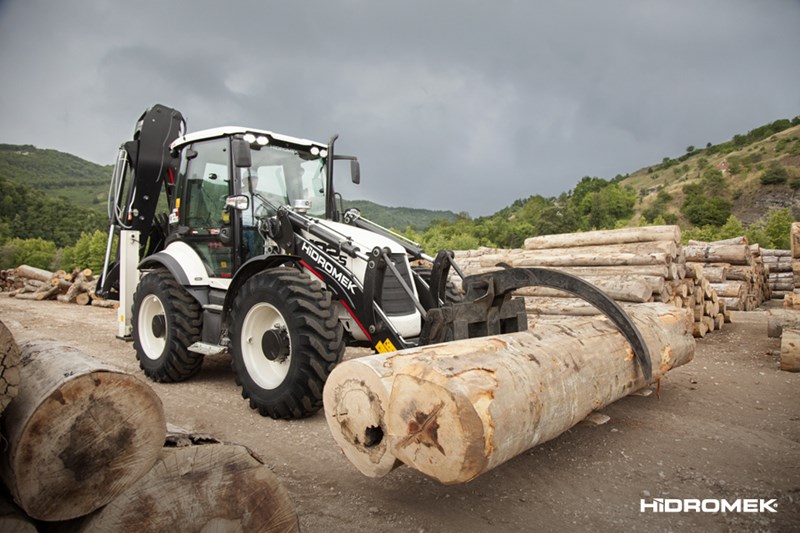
[323,361,401,478]
[0,320,22,414]
[2,343,167,521]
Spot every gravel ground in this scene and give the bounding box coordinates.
[1,296,798,532]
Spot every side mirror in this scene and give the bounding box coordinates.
[225,195,250,210]
[351,160,360,184]
[232,138,252,168]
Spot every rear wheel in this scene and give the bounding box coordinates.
[230,267,344,419]
[132,268,203,382]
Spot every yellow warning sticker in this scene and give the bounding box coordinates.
[375,339,396,353]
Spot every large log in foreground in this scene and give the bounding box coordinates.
[77,438,300,533]
[324,304,694,484]
[0,320,21,414]
[0,341,166,521]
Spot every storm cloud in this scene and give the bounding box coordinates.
[1,0,798,215]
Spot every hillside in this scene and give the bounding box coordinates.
[0,144,112,210]
[343,199,457,230]
[622,120,800,225]
[0,144,457,244]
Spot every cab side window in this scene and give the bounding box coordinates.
[182,139,230,230]
[181,138,233,277]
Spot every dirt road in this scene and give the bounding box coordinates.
[1,296,798,532]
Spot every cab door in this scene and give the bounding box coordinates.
[179,138,235,278]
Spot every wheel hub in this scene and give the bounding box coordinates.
[151,315,166,339]
[261,327,290,363]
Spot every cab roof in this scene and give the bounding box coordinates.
[170,126,327,151]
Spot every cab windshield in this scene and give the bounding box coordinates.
[243,143,326,218]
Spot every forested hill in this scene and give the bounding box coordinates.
[343,199,457,230]
[404,116,800,252]
[2,113,799,270]
[0,144,112,210]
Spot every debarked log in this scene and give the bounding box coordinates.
[324,304,694,484]
[0,340,166,521]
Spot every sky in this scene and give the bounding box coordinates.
[0,1,798,216]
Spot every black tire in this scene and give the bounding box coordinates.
[229,267,345,419]
[412,266,464,305]
[132,268,204,382]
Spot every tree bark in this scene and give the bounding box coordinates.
[514,276,652,303]
[0,340,166,521]
[684,244,751,265]
[791,223,800,259]
[76,441,300,533]
[523,225,680,250]
[14,265,53,283]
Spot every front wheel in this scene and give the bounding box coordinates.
[229,267,344,419]
[132,268,203,382]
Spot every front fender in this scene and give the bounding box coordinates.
[221,254,302,325]
[139,241,210,286]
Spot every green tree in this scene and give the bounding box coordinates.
[0,238,57,269]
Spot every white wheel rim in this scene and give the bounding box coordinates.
[138,294,167,360]
[241,303,291,390]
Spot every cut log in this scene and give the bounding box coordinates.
[323,357,403,477]
[767,309,800,338]
[386,304,694,484]
[34,285,60,301]
[792,223,800,259]
[0,320,22,414]
[14,265,53,283]
[77,441,300,533]
[689,236,749,246]
[709,282,744,299]
[779,328,800,372]
[75,292,92,306]
[324,304,694,484]
[91,298,119,309]
[684,244,750,265]
[701,265,728,283]
[523,225,680,250]
[0,340,166,521]
[514,276,652,303]
[508,241,678,269]
[692,321,708,338]
[527,264,677,281]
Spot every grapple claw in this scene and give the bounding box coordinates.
[423,267,653,381]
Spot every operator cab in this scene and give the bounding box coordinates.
[168,127,331,278]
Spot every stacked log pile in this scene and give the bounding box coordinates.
[683,237,769,311]
[769,223,800,372]
[324,304,695,484]
[451,226,727,338]
[784,222,800,309]
[761,248,793,299]
[0,323,299,530]
[0,265,117,308]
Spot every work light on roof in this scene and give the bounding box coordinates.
[256,135,269,145]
